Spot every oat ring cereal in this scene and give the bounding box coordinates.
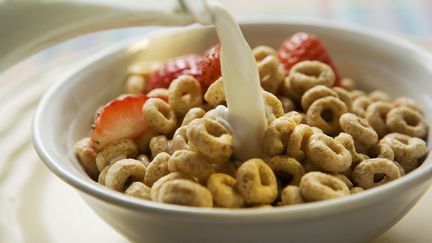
[306,133,352,173]
[339,113,378,148]
[142,98,178,135]
[171,126,190,151]
[280,185,304,206]
[352,158,401,189]
[288,60,335,97]
[168,75,203,117]
[301,85,339,111]
[144,152,171,186]
[204,77,225,107]
[306,96,347,135]
[393,97,422,112]
[168,150,215,182]
[286,124,313,161]
[284,111,304,125]
[104,159,146,192]
[299,172,350,202]
[380,133,427,163]
[181,107,206,126]
[236,159,278,205]
[351,96,372,118]
[365,101,394,138]
[125,182,151,200]
[187,118,233,164]
[149,135,173,158]
[263,91,285,123]
[207,173,245,208]
[257,55,285,94]
[334,133,369,167]
[95,139,138,172]
[332,87,353,112]
[157,179,213,207]
[262,116,296,156]
[386,106,428,138]
[150,172,196,201]
[268,156,305,186]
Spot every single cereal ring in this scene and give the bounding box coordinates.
[144,152,171,186]
[95,139,138,172]
[168,75,202,117]
[351,96,372,117]
[142,98,177,134]
[171,126,190,151]
[168,150,214,182]
[157,179,213,207]
[268,156,305,188]
[150,172,196,201]
[350,187,364,194]
[398,159,419,173]
[286,124,313,161]
[380,133,427,163]
[124,75,147,94]
[74,137,99,180]
[350,90,366,100]
[282,76,302,101]
[257,55,285,94]
[301,85,339,111]
[386,107,428,138]
[306,96,347,135]
[135,129,158,154]
[147,88,170,100]
[262,116,296,156]
[334,133,369,167]
[280,185,304,206]
[253,45,277,61]
[127,61,159,76]
[288,61,335,97]
[207,173,245,208]
[369,90,392,102]
[299,172,350,202]
[368,143,394,161]
[279,96,295,113]
[332,87,352,112]
[263,91,284,123]
[98,165,111,185]
[105,159,146,192]
[393,97,422,113]
[236,159,278,205]
[204,77,225,107]
[340,78,355,91]
[284,111,304,125]
[125,182,151,200]
[306,133,352,173]
[339,113,378,149]
[187,118,233,164]
[149,135,173,158]
[181,107,206,126]
[365,101,393,138]
[352,158,401,189]
[331,173,354,188]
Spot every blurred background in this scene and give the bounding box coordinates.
[1,0,431,242]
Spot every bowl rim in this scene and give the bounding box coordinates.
[33,18,432,220]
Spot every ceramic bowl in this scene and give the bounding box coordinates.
[33,20,432,243]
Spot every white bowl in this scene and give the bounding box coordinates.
[33,20,432,243]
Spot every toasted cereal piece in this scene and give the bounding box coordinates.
[301,85,338,111]
[279,96,295,113]
[207,173,244,208]
[393,97,422,113]
[365,101,394,138]
[331,173,354,189]
[157,179,213,207]
[368,143,394,161]
[288,61,335,98]
[262,116,296,156]
[350,187,364,194]
[280,185,304,206]
[236,159,278,205]
[257,55,285,94]
[127,61,159,76]
[339,113,378,149]
[268,156,305,186]
[75,137,99,180]
[299,172,349,202]
[168,150,214,183]
[351,96,372,118]
[150,172,196,201]
[182,107,206,126]
[98,165,111,185]
[125,182,151,200]
[253,45,277,61]
[386,107,428,138]
[251,204,273,209]
[340,78,355,91]
[306,133,352,173]
[149,135,173,158]
[124,75,147,94]
[282,76,302,101]
[284,111,304,125]
[171,126,190,152]
[144,152,171,186]
[169,75,203,117]
[352,158,401,189]
[142,98,177,134]
[147,88,170,100]
[368,90,392,102]
[105,159,146,192]
[335,133,369,167]
[135,129,159,154]
[136,154,150,167]
[263,91,284,124]
[350,90,366,100]
[286,124,313,161]
[332,87,353,112]
[95,139,138,172]
[187,118,233,164]
[306,96,347,135]
[380,133,427,163]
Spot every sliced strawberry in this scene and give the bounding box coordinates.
[90,94,149,149]
[198,44,221,92]
[146,54,202,92]
[278,32,341,86]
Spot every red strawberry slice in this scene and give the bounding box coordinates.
[198,44,221,92]
[91,94,149,149]
[146,54,202,92]
[278,32,341,86]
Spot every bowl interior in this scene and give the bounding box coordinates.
[34,21,432,215]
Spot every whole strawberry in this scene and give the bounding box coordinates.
[198,44,222,92]
[278,32,341,86]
